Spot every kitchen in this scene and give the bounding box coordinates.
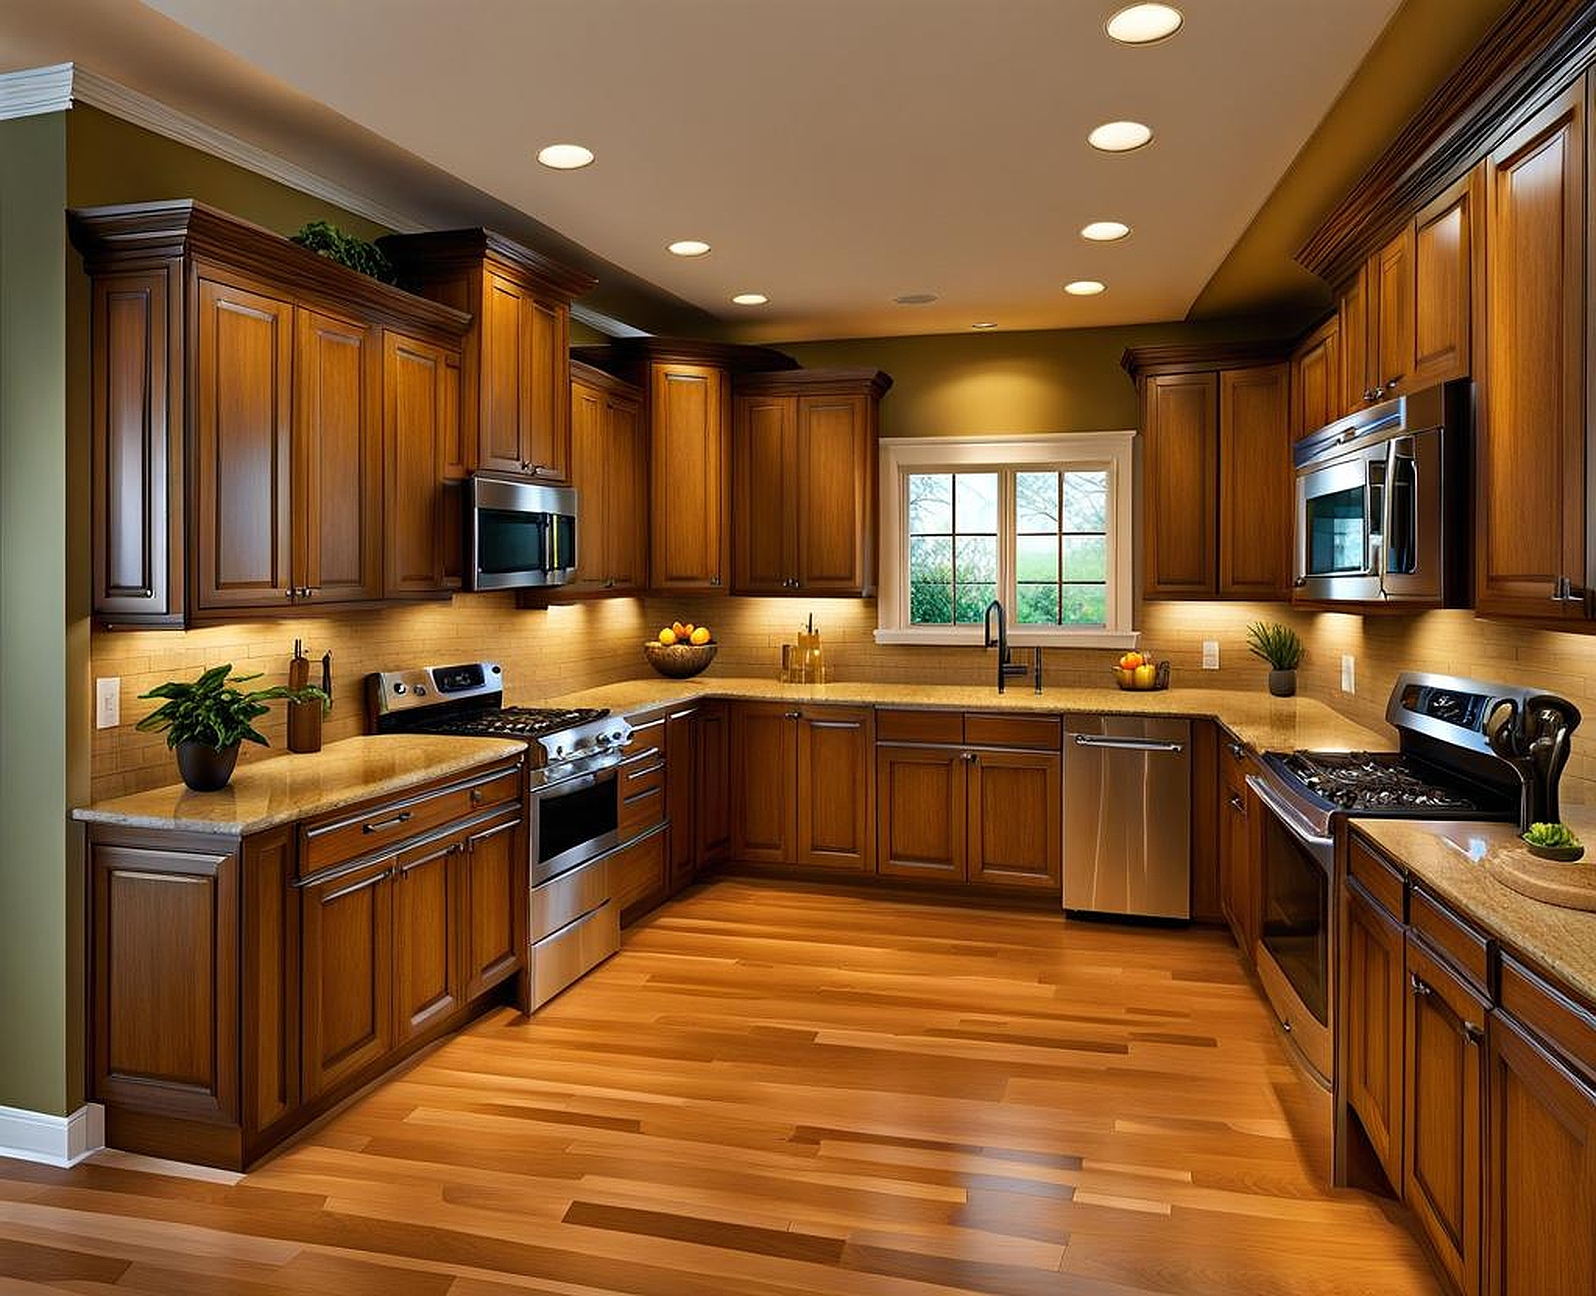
[2,0,1595,1293]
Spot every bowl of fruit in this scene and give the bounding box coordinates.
[1522,821,1585,863]
[644,621,717,678]
[1112,651,1170,691]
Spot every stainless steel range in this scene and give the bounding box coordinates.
[1248,671,1577,1088]
[366,662,633,1008]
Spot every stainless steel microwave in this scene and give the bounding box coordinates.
[464,472,578,591]
[1293,381,1470,606]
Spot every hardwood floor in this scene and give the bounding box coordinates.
[0,880,1442,1295]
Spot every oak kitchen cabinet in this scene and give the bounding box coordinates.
[559,362,648,596]
[70,201,473,627]
[380,228,596,482]
[1217,733,1260,960]
[730,702,875,872]
[874,710,1062,890]
[1290,315,1341,439]
[1125,344,1292,601]
[731,369,892,596]
[86,753,526,1169]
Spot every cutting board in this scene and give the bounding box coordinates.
[1488,849,1596,912]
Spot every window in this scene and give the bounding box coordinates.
[877,433,1137,647]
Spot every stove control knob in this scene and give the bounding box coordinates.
[610,729,625,743]
[552,744,565,759]
[414,685,428,697]
[393,682,407,695]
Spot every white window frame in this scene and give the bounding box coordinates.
[875,432,1139,648]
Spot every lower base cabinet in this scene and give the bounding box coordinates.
[302,855,397,1100]
[1343,878,1408,1190]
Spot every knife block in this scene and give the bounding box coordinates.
[287,698,323,753]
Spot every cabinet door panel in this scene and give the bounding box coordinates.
[876,746,965,881]
[797,395,873,594]
[523,296,570,480]
[479,272,527,473]
[1219,785,1256,959]
[1479,83,1586,617]
[1487,1013,1596,1296]
[733,394,795,593]
[194,279,293,610]
[967,750,1061,889]
[696,702,733,864]
[1142,372,1217,597]
[1339,265,1373,416]
[569,378,610,588]
[651,364,728,591]
[383,332,457,596]
[302,857,393,1099]
[795,707,874,872]
[295,308,382,604]
[1344,879,1406,1189]
[1291,318,1339,440]
[242,830,298,1134]
[1413,167,1479,388]
[395,837,461,1042]
[463,815,525,1000]
[730,703,795,864]
[607,394,648,590]
[1218,364,1291,599]
[1404,936,1487,1296]
[1371,229,1415,396]
[667,710,698,890]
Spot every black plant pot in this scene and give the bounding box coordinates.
[175,740,241,792]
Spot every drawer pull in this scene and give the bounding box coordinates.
[362,810,413,835]
[1228,742,1246,761]
[784,711,801,720]
[1462,1021,1485,1046]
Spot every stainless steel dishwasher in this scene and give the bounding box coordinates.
[1063,716,1191,919]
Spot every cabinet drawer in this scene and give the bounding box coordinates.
[876,709,962,745]
[1219,731,1251,795]
[622,717,665,761]
[1499,954,1596,1088]
[299,760,523,879]
[1348,833,1406,923]
[964,713,1061,751]
[529,901,619,1010]
[619,772,666,837]
[1410,885,1491,993]
[611,825,667,914]
[531,854,610,943]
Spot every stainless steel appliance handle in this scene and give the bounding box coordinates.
[1377,436,1397,591]
[1071,734,1185,754]
[530,754,623,796]
[1245,774,1334,852]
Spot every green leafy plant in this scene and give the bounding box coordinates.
[1246,621,1305,671]
[136,665,328,751]
[290,220,397,285]
[1524,822,1582,849]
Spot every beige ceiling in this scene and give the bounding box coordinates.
[94,0,1403,342]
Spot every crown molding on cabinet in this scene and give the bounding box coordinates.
[1119,339,1292,381]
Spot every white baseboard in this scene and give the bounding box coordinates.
[0,1102,105,1167]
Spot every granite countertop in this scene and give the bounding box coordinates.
[73,735,528,836]
[1353,817,1596,1006]
[536,676,1391,755]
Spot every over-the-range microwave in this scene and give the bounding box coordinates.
[1293,381,1471,607]
[464,471,578,591]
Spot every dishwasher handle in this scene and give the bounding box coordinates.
[1071,734,1185,754]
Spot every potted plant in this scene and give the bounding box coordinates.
[136,664,328,792]
[1246,621,1305,698]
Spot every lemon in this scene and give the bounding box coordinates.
[690,626,711,646]
[658,628,677,646]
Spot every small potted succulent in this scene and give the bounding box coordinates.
[136,664,328,792]
[1522,821,1585,863]
[1246,621,1305,698]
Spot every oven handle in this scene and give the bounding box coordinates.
[1246,774,1335,853]
[531,755,622,797]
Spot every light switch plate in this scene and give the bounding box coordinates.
[1341,654,1356,694]
[95,677,121,729]
[1202,640,1220,670]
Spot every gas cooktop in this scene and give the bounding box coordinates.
[1275,750,1498,816]
[411,705,609,740]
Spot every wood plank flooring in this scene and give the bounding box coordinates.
[0,880,1442,1295]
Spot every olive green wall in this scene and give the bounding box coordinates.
[776,316,1301,440]
[0,111,76,1118]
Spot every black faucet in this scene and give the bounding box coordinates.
[983,599,1042,694]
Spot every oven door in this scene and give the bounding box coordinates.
[1295,448,1385,601]
[466,473,578,591]
[1247,774,1334,1087]
[530,764,620,885]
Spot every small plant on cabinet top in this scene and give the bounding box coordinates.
[290,220,397,284]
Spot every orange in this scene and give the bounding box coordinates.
[690,626,711,645]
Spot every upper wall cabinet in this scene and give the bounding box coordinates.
[731,369,892,597]
[555,361,648,598]
[380,229,597,483]
[1124,343,1293,602]
[70,201,472,628]
[1290,315,1340,440]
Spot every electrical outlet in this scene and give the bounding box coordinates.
[1341,654,1356,694]
[1202,640,1220,670]
[95,677,121,729]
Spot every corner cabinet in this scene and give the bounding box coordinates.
[70,201,472,628]
[1125,344,1292,601]
[731,369,892,597]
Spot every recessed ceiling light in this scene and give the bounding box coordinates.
[536,143,594,170]
[1088,120,1154,152]
[1065,280,1107,296]
[731,292,768,305]
[972,321,998,330]
[893,292,939,305]
[1081,220,1132,242]
[1106,4,1183,45]
[668,239,711,257]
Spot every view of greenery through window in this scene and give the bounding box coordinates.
[907,469,1109,627]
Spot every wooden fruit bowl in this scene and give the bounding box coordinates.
[643,641,718,679]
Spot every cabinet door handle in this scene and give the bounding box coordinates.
[362,810,413,835]
[784,711,801,720]
[469,787,485,805]
[1227,742,1246,761]
[1410,973,1432,997]
[1228,794,1245,813]
[284,587,297,600]
[709,575,722,587]
[1461,1021,1485,1046]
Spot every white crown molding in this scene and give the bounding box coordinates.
[0,62,637,336]
[0,1101,104,1167]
